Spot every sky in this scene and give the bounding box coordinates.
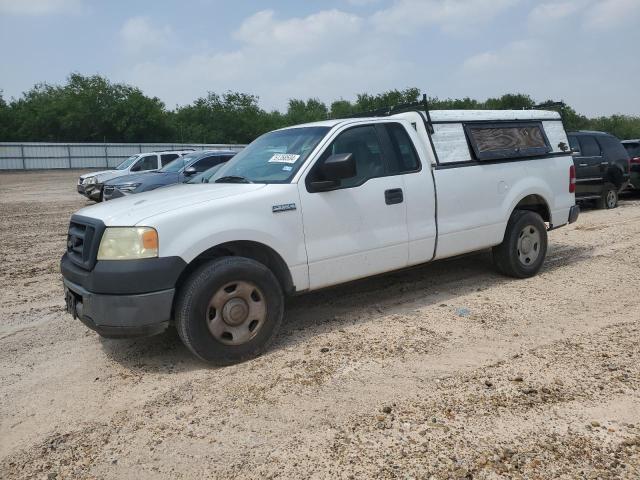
[0,0,639,117]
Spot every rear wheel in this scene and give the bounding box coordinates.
[492,210,548,278]
[597,183,618,209]
[175,257,284,365]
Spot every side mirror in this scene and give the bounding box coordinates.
[309,153,356,192]
[130,165,141,172]
[183,166,197,176]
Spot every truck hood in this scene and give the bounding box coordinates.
[75,183,266,226]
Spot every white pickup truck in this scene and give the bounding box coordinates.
[61,105,579,364]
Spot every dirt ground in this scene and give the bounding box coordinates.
[0,170,639,479]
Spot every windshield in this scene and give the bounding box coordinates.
[116,154,141,170]
[210,127,330,184]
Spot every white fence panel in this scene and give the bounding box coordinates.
[0,143,246,170]
[25,157,69,169]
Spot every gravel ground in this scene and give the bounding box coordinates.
[1,170,639,479]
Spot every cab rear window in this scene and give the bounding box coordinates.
[464,122,551,161]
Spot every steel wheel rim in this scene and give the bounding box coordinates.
[206,281,267,346]
[607,190,616,208]
[517,224,541,266]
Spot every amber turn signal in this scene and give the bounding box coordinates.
[142,229,158,250]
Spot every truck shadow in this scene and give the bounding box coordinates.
[99,241,595,371]
[276,241,594,350]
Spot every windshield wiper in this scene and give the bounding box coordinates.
[214,175,253,184]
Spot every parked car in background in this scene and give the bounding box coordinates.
[567,131,630,209]
[77,150,193,201]
[622,140,640,189]
[102,150,237,201]
[62,107,579,364]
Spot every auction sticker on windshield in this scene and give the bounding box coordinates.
[268,154,300,164]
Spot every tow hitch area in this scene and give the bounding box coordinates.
[65,288,78,319]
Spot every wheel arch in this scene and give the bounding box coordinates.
[512,193,551,223]
[175,241,295,298]
[497,192,551,244]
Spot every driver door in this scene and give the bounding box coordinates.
[298,124,409,290]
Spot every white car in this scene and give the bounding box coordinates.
[62,104,579,364]
[77,150,194,201]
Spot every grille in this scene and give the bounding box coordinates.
[66,217,104,270]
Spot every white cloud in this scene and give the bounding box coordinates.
[122,9,372,108]
[115,2,640,117]
[583,0,640,30]
[0,0,81,15]
[234,9,363,55]
[528,0,587,27]
[371,0,521,33]
[346,0,382,5]
[119,16,174,56]
[462,39,544,72]
[125,10,396,108]
[529,0,640,31]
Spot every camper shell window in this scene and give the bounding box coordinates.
[464,122,551,161]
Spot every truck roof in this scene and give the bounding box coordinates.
[283,109,562,131]
[428,109,561,122]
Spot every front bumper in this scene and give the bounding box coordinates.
[64,279,173,338]
[61,253,187,338]
[78,182,103,201]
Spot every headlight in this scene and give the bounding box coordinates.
[114,183,141,193]
[97,227,158,260]
[85,176,97,185]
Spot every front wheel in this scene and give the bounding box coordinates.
[492,210,548,278]
[175,257,284,365]
[597,183,618,209]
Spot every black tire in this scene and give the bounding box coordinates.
[492,210,548,279]
[174,257,284,365]
[597,183,618,209]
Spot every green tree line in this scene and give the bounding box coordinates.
[1,74,638,143]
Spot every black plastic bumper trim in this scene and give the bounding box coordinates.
[61,253,187,295]
[64,279,173,337]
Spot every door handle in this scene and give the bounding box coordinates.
[578,163,588,167]
[601,162,609,165]
[385,188,404,205]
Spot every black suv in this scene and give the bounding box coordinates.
[567,131,630,209]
